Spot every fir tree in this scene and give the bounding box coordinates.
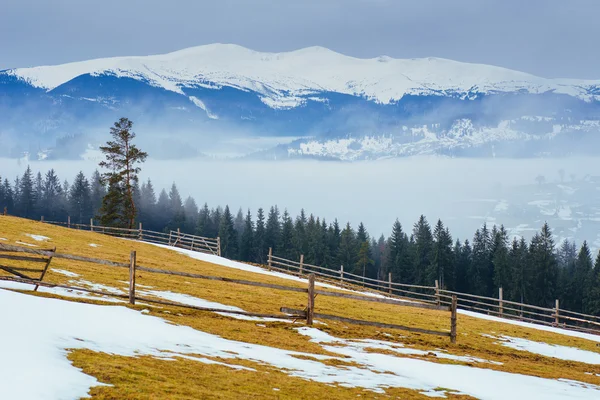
[265,206,281,254]
[196,203,210,237]
[90,170,106,218]
[138,179,156,229]
[528,223,559,307]
[338,222,357,273]
[69,171,92,224]
[412,215,434,286]
[167,183,185,230]
[183,196,199,233]
[33,172,43,219]
[431,219,454,289]
[218,206,237,259]
[254,208,266,263]
[17,166,35,218]
[239,209,254,261]
[388,220,412,283]
[279,210,295,260]
[575,241,594,313]
[492,225,511,293]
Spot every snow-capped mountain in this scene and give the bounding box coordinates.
[1,44,600,159]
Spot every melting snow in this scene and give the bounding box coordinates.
[51,269,80,278]
[89,243,100,248]
[460,310,600,343]
[0,237,7,241]
[25,234,50,242]
[2,289,600,400]
[489,335,600,365]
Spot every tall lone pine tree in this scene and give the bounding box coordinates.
[98,118,148,228]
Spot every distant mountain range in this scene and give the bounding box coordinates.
[1,44,599,160]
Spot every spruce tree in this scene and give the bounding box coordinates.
[218,206,237,259]
[575,241,594,313]
[431,219,454,289]
[155,189,170,231]
[168,183,185,230]
[279,210,295,260]
[265,206,281,254]
[254,208,266,263]
[412,215,434,286]
[239,209,254,261]
[492,225,511,293]
[138,179,156,229]
[338,222,357,273]
[1,178,13,214]
[528,223,559,307]
[183,197,199,233]
[98,117,148,228]
[196,203,210,237]
[69,171,92,224]
[33,172,43,219]
[18,166,35,218]
[90,170,106,218]
[293,209,308,259]
[388,220,412,283]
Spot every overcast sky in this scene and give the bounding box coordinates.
[1,0,598,79]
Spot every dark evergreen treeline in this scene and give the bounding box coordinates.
[2,166,600,315]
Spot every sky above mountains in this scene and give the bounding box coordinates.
[1,0,599,79]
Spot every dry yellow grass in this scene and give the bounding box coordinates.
[2,214,600,399]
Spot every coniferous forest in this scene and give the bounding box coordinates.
[2,166,600,316]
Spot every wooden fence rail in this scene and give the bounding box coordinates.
[269,251,600,336]
[0,243,458,342]
[42,219,220,256]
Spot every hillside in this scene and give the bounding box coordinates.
[2,44,600,160]
[2,215,600,399]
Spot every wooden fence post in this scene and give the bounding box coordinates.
[217,237,221,257]
[435,280,440,305]
[499,287,504,317]
[191,236,195,251]
[307,273,315,326]
[451,295,458,344]
[340,265,344,286]
[129,251,136,305]
[90,218,94,232]
[67,216,71,228]
[138,222,143,240]
[168,231,172,245]
[555,299,560,325]
[299,254,304,276]
[388,272,392,294]
[40,215,44,222]
[267,247,273,270]
[3,206,6,216]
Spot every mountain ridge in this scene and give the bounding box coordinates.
[1,43,600,160]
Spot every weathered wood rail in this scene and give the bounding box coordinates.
[0,243,459,342]
[42,219,221,256]
[268,249,600,336]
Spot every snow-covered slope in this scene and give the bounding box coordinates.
[6,44,600,106]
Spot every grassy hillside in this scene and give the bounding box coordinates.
[1,215,600,399]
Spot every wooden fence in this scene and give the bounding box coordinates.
[0,243,458,342]
[5,211,600,336]
[42,218,220,256]
[268,249,600,336]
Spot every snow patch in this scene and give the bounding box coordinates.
[51,269,80,278]
[2,290,599,400]
[490,335,600,365]
[25,234,50,242]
